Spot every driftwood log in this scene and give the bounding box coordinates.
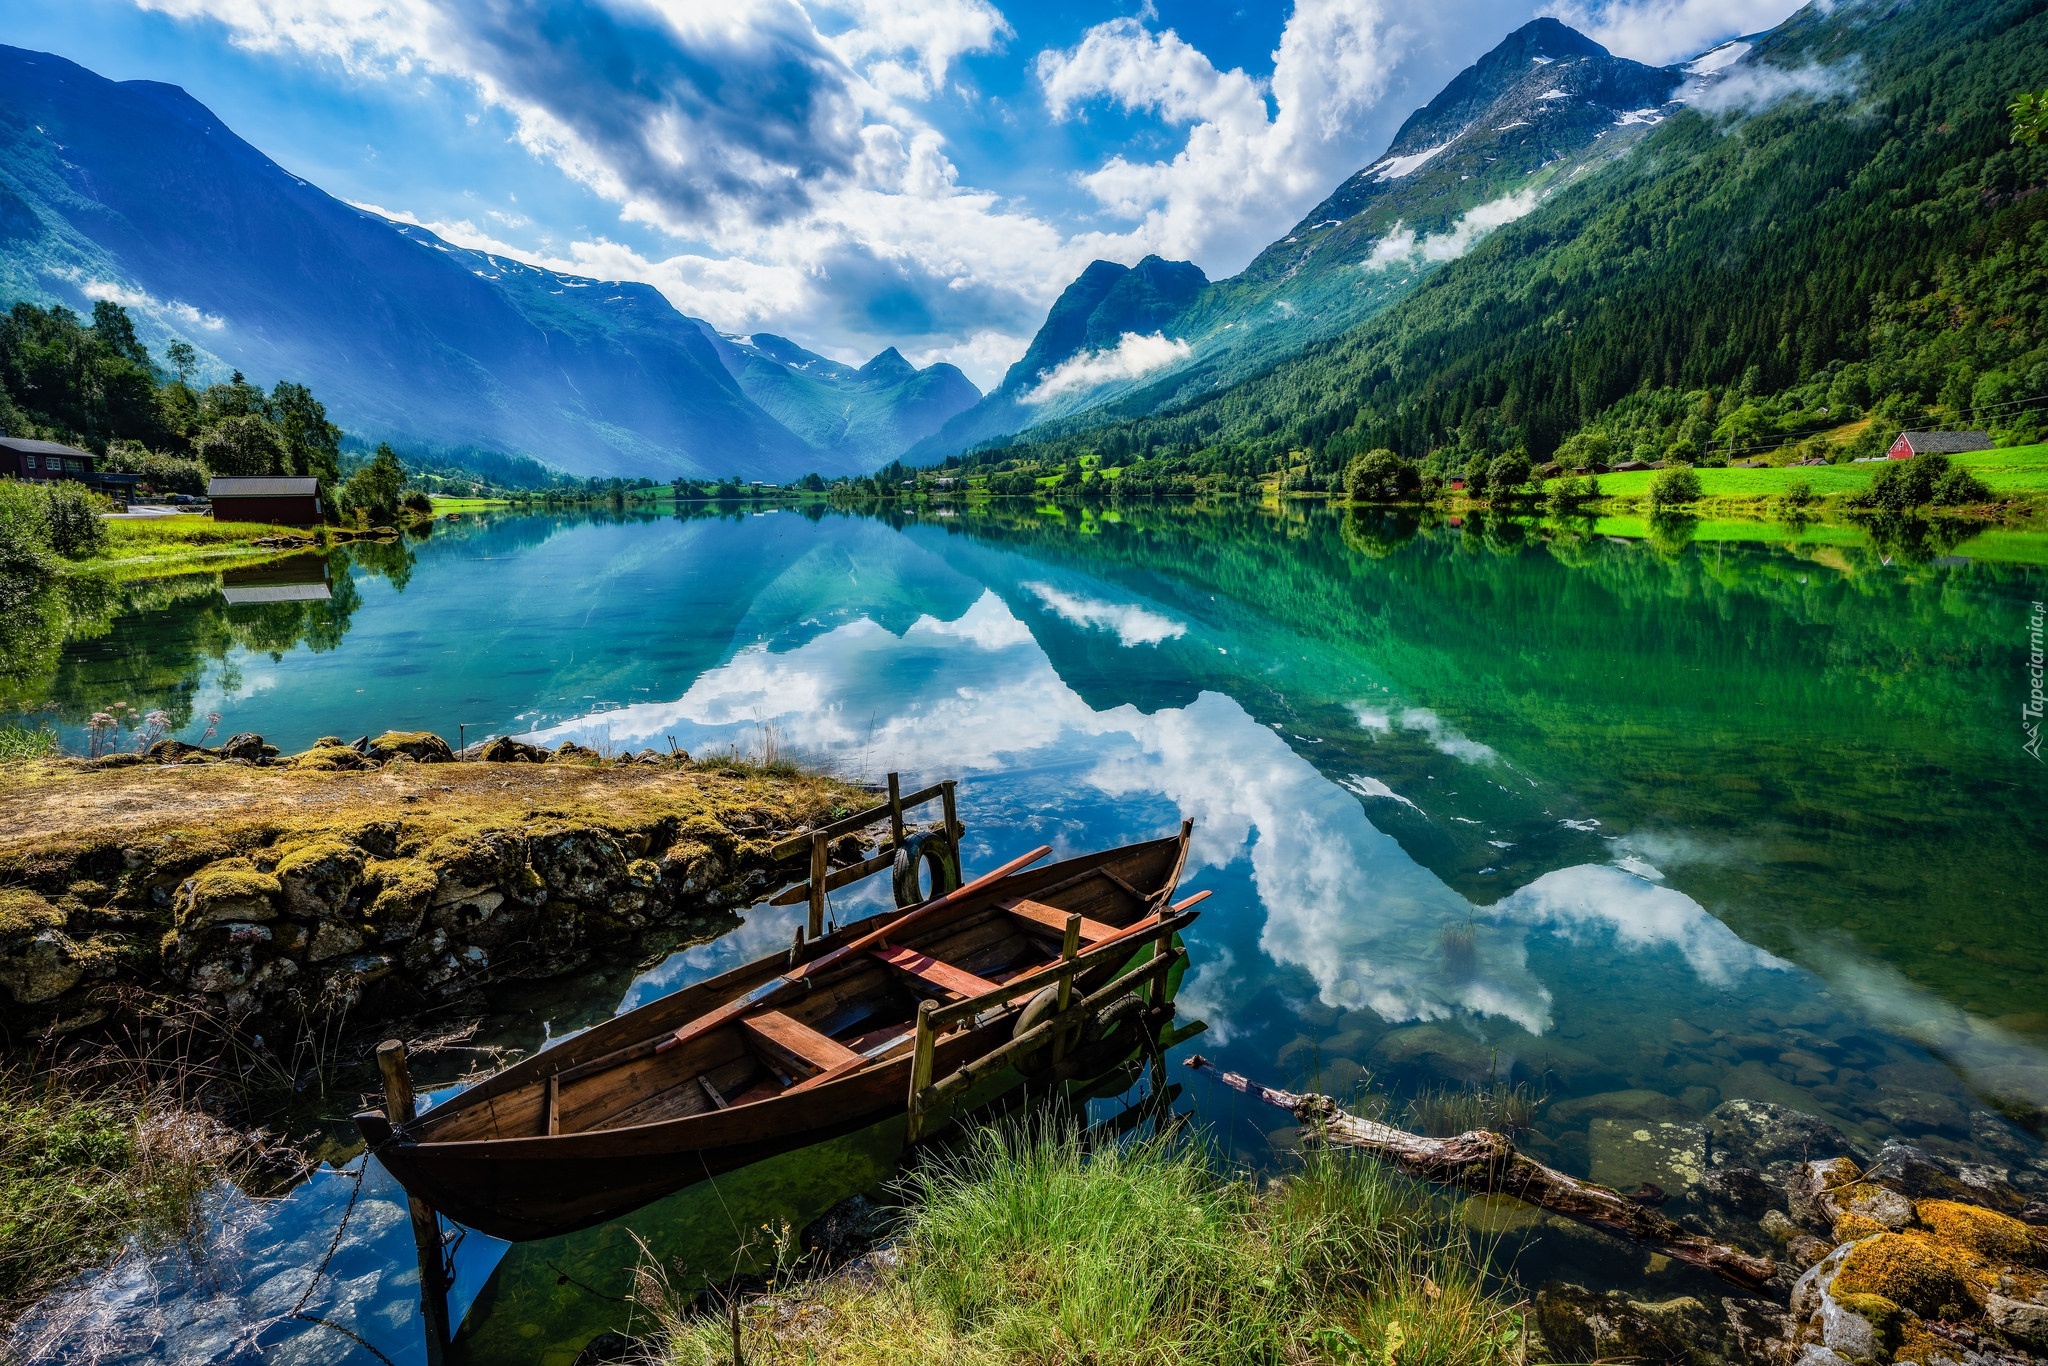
[1191,1060,1776,1290]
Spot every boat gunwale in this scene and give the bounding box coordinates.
[398,831,1188,1138]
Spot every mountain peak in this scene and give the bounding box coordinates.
[858,346,916,382]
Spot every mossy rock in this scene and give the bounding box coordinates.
[272,838,366,917]
[365,731,454,763]
[1832,1231,1980,1318]
[0,888,66,943]
[420,826,527,896]
[289,743,370,771]
[1914,1199,2043,1266]
[176,859,282,928]
[362,858,438,935]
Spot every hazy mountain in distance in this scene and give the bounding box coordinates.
[0,45,971,479]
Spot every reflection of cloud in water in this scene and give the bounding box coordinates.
[1492,865,1789,987]
[529,590,1795,1041]
[1022,581,1187,646]
[1805,944,2048,1114]
[1349,704,1499,764]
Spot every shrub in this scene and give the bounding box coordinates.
[1486,451,1531,498]
[100,441,208,495]
[0,478,107,559]
[1850,452,1991,513]
[1647,465,1703,509]
[1347,448,1420,502]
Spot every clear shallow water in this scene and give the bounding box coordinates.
[11,504,2048,1363]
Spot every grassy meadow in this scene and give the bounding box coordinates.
[652,1124,1522,1366]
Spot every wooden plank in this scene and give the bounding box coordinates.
[869,944,1001,999]
[742,1010,863,1076]
[1002,897,1117,944]
[698,1075,729,1109]
[543,1075,559,1136]
[653,846,1052,1058]
[767,783,944,861]
[923,902,1204,1031]
[767,847,896,906]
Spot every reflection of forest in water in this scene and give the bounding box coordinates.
[3,539,404,731]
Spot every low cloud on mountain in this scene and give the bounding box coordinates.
[117,0,1784,386]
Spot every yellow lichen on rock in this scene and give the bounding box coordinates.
[1832,1231,1980,1319]
[1913,1200,2043,1267]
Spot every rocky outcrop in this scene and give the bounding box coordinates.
[0,741,862,1040]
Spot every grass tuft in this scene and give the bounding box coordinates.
[0,726,59,764]
[0,1061,245,1326]
[650,1122,1523,1366]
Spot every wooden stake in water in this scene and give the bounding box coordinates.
[906,1000,937,1142]
[377,1039,453,1364]
[808,830,829,940]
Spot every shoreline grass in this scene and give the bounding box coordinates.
[0,1060,246,1329]
[650,1123,1523,1366]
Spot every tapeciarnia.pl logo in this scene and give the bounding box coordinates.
[2027,600,2046,762]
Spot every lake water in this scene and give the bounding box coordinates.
[10,503,2048,1364]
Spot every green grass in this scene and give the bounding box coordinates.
[87,515,321,581]
[652,1123,1521,1366]
[1566,442,2048,502]
[0,726,59,763]
[426,496,511,511]
[0,1065,242,1326]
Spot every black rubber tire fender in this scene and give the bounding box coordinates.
[892,829,961,908]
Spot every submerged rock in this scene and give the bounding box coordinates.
[1533,1282,1753,1366]
[1709,1099,1861,1172]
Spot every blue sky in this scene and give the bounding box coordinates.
[9,0,1798,387]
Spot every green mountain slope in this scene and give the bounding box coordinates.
[913,19,1692,460]
[972,0,2047,479]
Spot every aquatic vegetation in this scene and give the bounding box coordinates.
[1402,1080,1544,1140]
[651,1123,1523,1366]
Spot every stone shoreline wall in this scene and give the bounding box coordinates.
[0,733,865,1042]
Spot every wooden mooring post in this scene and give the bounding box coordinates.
[905,1000,937,1142]
[377,1039,453,1364]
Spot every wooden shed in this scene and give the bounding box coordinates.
[209,476,323,525]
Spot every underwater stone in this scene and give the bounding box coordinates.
[1709,1099,1859,1172]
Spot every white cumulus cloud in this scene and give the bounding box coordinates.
[1035,0,1413,273]
[1021,331,1191,403]
[1540,0,1804,67]
[1362,189,1540,271]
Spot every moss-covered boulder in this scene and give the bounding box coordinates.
[1913,1200,2042,1266]
[175,859,281,929]
[273,838,366,918]
[365,731,454,763]
[480,735,547,763]
[1831,1232,1979,1319]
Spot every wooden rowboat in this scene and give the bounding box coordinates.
[355,825,1201,1241]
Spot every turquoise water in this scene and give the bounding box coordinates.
[10,504,2047,1363]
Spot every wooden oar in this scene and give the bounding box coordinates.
[655,844,1054,1055]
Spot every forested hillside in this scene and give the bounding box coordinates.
[956,0,2047,486]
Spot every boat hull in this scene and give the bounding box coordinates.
[369,832,1191,1241]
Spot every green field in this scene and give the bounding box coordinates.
[1571,442,2048,501]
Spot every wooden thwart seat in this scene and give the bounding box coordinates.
[869,944,1001,999]
[1000,897,1117,945]
[742,1010,862,1078]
